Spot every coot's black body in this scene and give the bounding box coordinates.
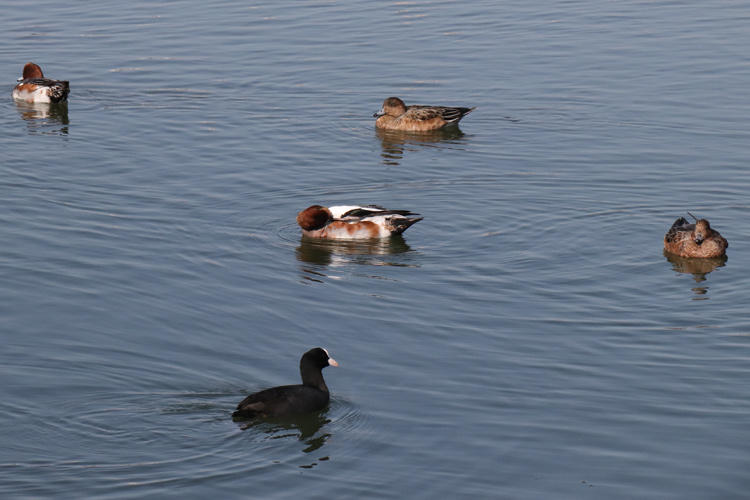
[233,347,338,419]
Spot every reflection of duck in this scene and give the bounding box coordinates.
[15,100,69,124]
[12,62,69,103]
[376,126,466,165]
[664,214,728,258]
[14,100,69,136]
[296,205,422,239]
[296,234,412,266]
[373,97,474,131]
[664,250,727,282]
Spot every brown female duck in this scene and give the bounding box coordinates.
[373,97,474,131]
[664,215,727,258]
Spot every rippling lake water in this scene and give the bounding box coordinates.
[2,0,750,498]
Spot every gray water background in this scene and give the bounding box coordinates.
[2,0,750,498]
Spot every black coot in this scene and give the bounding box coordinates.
[233,347,338,419]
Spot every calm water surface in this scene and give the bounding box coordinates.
[2,0,750,498]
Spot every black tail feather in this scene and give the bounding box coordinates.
[443,106,475,123]
[671,217,689,229]
[391,216,423,234]
[665,217,691,243]
[49,81,70,103]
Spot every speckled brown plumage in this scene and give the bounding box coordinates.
[664,217,727,258]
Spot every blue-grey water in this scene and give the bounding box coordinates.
[2,1,750,498]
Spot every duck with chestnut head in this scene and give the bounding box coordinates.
[296,204,422,239]
[12,62,69,104]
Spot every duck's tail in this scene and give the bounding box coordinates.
[49,81,69,103]
[389,216,423,234]
[444,106,476,124]
[671,216,689,229]
[665,216,690,243]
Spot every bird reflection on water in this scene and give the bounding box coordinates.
[663,250,727,298]
[14,101,69,135]
[237,411,332,467]
[296,235,418,283]
[376,126,468,166]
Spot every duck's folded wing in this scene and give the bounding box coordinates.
[328,204,420,220]
[407,105,474,123]
[347,208,419,219]
[405,106,443,121]
[665,217,692,242]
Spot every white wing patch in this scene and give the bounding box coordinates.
[328,205,360,218]
[328,205,386,219]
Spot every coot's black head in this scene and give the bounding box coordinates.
[299,347,338,391]
[301,347,338,370]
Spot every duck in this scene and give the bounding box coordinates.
[296,204,423,239]
[664,213,728,258]
[373,97,474,131]
[12,62,69,104]
[233,348,338,419]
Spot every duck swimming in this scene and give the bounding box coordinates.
[12,62,69,104]
[373,97,474,131]
[664,214,727,258]
[233,348,338,419]
[296,204,423,239]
